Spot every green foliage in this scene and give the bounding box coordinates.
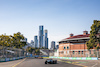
[27,47,35,54]
[86,20,100,50]
[35,49,40,53]
[0,32,27,49]
[35,49,40,55]
[12,32,27,48]
[26,47,40,55]
[42,47,44,49]
[0,35,11,47]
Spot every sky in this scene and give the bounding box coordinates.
[0,0,100,48]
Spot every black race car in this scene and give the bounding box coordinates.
[45,59,57,64]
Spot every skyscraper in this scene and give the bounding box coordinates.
[44,30,48,49]
[31,40,34,47]
[51,41,55,50]
[39,26,44,48]
[55,45,59,49]
[34,36,38,48]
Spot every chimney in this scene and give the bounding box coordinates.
[83,31,88,35]
[70,33,74,37]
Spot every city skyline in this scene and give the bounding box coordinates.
[31,25,48,48]
[0,0,100,49]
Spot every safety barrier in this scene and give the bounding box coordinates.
[0,56,25,62]
[49,56,98,60]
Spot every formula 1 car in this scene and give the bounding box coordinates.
[38,57,43,59]
[45,59,57,64]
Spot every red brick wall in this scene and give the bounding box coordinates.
[70,44,87,50]
[59,43,87,50]
[59,43,100,57]
[59,43,88,57]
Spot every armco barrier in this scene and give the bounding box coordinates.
[0,56,25,62]
[49,56,98,60]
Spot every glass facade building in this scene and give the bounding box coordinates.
[34,36,38,48]
[44,30,48,49]
[31,40,34,47]
[39,26,44,48]
[51,41,55,50]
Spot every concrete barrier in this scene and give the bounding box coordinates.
[0,58,5,62]
[49,56,98,60]
[5,58,10,61]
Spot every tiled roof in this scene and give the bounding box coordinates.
[59,34,90,42]
[66,34,90,39]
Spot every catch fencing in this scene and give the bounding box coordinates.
[0,46,26,59]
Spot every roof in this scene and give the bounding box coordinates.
[67,34,90,39]
[59,34,90,42]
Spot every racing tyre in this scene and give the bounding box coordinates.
[45,62,47,64]
[53,61,55,64]
[55,61,57,64]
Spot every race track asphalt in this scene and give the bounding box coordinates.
[0,58,83,67]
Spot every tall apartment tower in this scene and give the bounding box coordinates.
[44,30,48,49]
[39,25,44,48]
[34,36,38,48]
[31,40,34,47]
[51,41,55,50]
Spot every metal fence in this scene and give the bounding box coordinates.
[52,49,100,58]
[0,46,26,58]
[85,49,100,57]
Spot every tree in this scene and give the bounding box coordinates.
[0,32,27,48]
[12,32,27,49]
[0,32,27,57]
[0,35,11,47]
[27,47,35,54]
[0,34,11,57]
[86,20,100,57]
[35,49,40,55]
[86,20,100,50]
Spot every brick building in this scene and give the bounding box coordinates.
[58,31,100,57]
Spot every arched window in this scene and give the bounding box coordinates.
[82,51,83,54]
[67,46,69,49]
[64,46,66,49]
[73,51,75,54]
[78,51,80,54]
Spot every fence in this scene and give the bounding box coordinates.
[0,46,26,59]
[51,49,100,58]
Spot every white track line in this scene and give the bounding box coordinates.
[91,63,98,67]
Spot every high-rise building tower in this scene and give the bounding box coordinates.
[51,41,55,50]
[34,36,38,48]
[39,26,44,48]
[55,45,59,49]
[31,40,34,47]
[44,30,48,49]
